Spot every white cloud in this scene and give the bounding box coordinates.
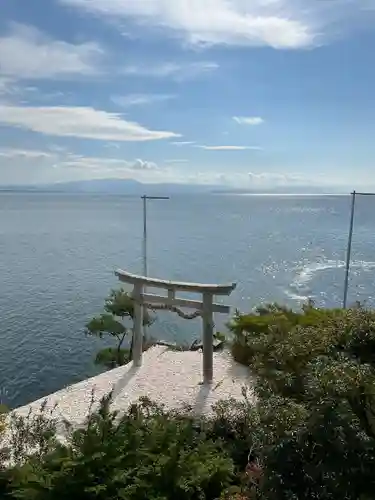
[131,158,159,170]
[0,104,180,142]
[52,153,187,184]
[172,141,195,146]
[54,154,305,187]
[197,145,262,150]
[111,94,175,107]
[0,146,356,189]
[0,77,12,96]
[0,80,65,105]
[122,61,218,80]
[56,155,159,172]
[0,146,168,184]
[185,170,314,188]
[0,148,55,159]
[61,0,375,49]
[164,159,188,163]
[0,23,102,79]
[247,171,303,185]
[233,116,264,125]
[59,0,334,49]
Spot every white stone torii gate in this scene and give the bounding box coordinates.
[115,269,237,385]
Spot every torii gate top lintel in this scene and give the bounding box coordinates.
[115,269,236,295]
[115,269,237,385]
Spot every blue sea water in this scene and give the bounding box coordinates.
[1,192,375,408]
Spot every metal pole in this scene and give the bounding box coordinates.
[140,195,169,278]
[142,195,147,277]
[343,191,356,309]
[140,195,169,343]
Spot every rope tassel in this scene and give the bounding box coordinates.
[143,302,202,320]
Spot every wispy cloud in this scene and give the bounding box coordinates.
[197,145,262,151]
[57,155,159,171]
[0,81,69,106]
[172,141,195,146]
[0,148,56,159]
[122,61,218,81]
[182,170,314,188]
[0,147,160,173]
[61,0,375,49]
[0,23,102,80]
[60,0,331,49]
[0,105,181,142]
[111,94,175,107]
[233,116,264,126]
[164,159,188,163]
[131,158,159,170]
[0,77,13,96]
[0,147,328,189]
[247,171,305,186]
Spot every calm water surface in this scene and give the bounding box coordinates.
[1,193,374,408]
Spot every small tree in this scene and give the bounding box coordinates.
[86,289,154,369]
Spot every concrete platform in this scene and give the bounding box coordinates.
[13,346,253,434]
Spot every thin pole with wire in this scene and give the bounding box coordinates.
[343,191,375,308]
[142,196,148,277]
[139,195,169,345]
[343,191,356,309]
[141,195,170,278]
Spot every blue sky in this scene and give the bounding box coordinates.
[0,0,374,189]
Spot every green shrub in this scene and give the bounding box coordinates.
[230,304,375,499]
[229,302,340,369]
[0,395,254,500]
[208,396,255,471]
[0,404,8,438]
[94,347,130,369]
[5,302,375,499]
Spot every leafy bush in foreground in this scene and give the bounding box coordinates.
[230,303,375,499]
[3,303,375,499]
[0,395,255,500]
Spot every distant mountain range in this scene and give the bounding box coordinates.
[0,178,340,195]
[0,179,216,195]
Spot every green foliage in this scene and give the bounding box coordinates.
[94,347,130,369]
[230,303,375,499]
[229,301,340,368]
[0,399,59,496]
[208,396,254,473]
[86,289,154,369]
[103,289,153,326]
[0,395,252,500]
[0,404,8,436]
[5,302,375,499]
[86,314,126,339]
[0,404,8,415]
